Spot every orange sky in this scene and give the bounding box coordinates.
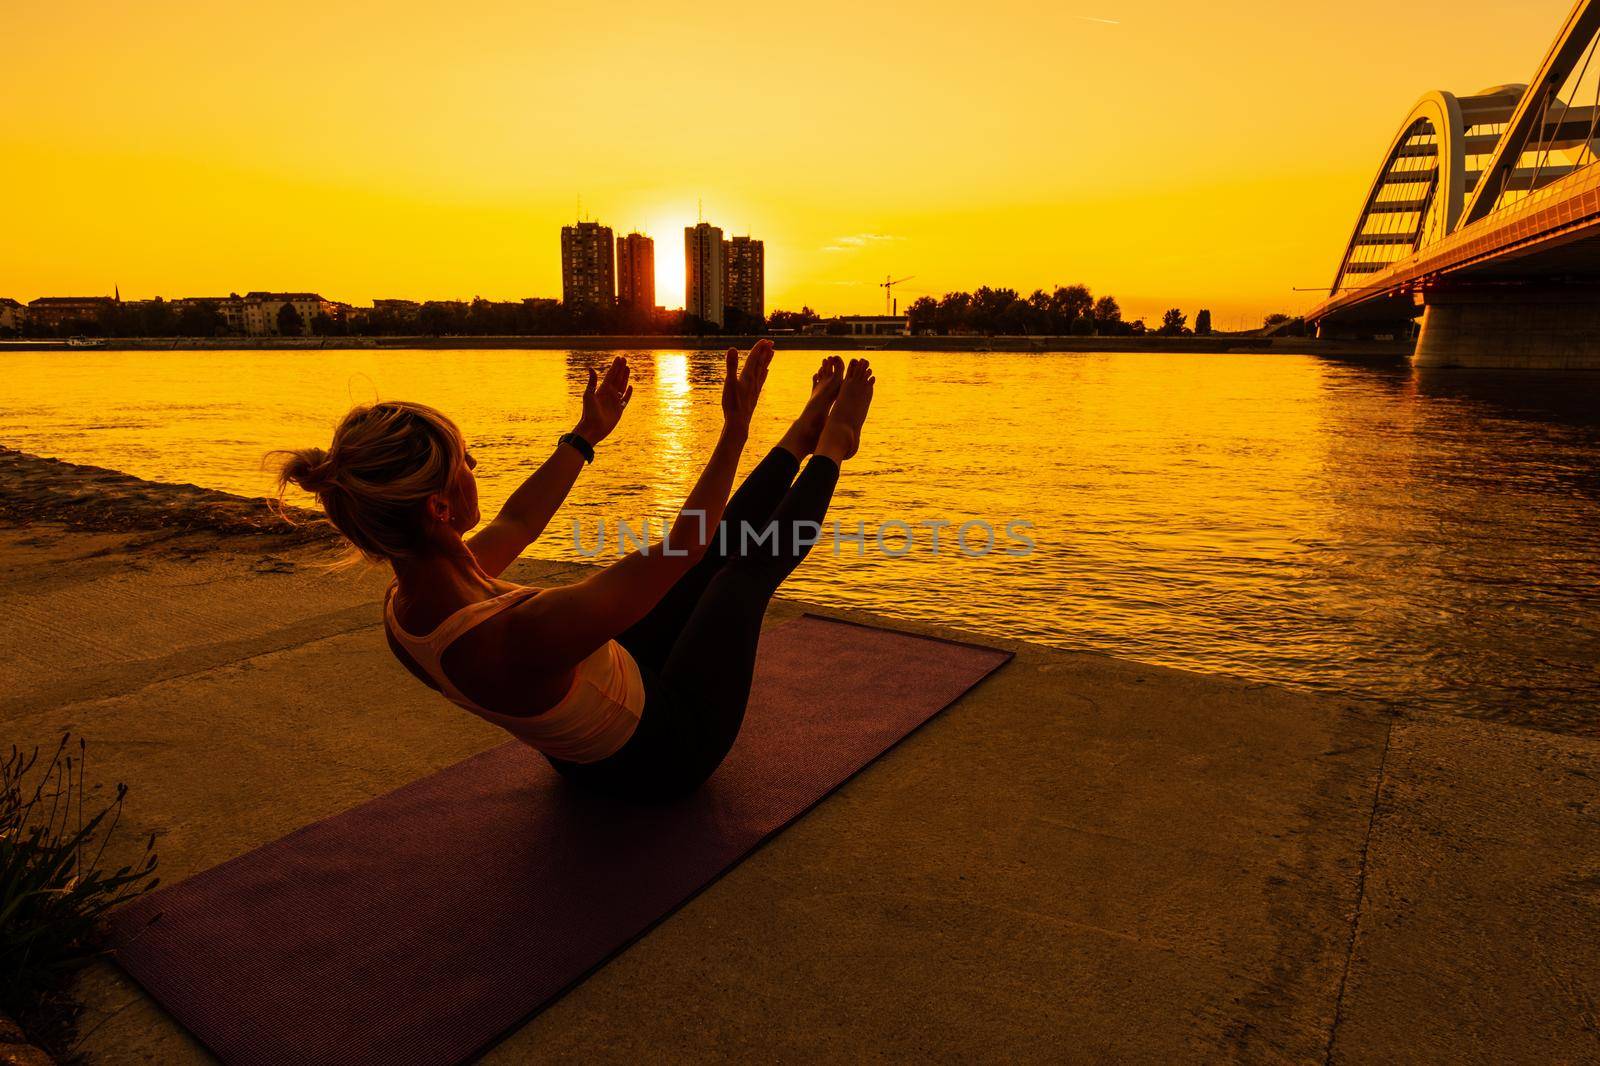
[2,1,1571,326]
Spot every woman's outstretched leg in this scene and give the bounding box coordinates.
[618,356,844,669]
[648,360,876,791]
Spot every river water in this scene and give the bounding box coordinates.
[3,347,1596,735]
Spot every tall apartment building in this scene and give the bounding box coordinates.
[615,232,655,311]
[561,220,615,310]
[723,235,764,324]
[685,222,725,328]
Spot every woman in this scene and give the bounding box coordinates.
[273,341,874,802]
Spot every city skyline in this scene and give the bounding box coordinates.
[1,1,1575,324]
[554,215,764,326]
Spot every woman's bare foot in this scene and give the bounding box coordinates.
[777,355,845,457]
[815,358,874,463]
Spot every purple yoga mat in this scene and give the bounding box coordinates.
[109,614,1011,1065]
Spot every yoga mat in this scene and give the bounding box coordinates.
[109,614,1011,1065]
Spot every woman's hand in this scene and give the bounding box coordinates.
[576,356,633,444]
[721,339,773,435]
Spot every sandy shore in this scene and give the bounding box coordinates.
[3,448,1596,1063]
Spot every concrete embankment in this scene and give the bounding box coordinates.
[1,448,1594,1063]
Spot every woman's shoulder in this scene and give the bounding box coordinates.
[490,581,559,632]
[389,579,536,637]
[438,581,554,647]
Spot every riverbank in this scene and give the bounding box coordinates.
[0,335,1415,357]
[3,448,1595,1062]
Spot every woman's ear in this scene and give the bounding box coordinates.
[425,492,452,524]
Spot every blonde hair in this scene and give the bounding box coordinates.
[270,400,467,562]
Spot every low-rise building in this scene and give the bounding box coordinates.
[219,296,247,333]
[171,296,248,334]
[27,296,118,332]
[0,298,25,335]
[372,299,422,323]
[808,315,909,336]
[242,292,332,336]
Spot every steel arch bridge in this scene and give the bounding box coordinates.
[1309,0,1600,368]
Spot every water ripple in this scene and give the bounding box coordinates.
[2,347,1598,733]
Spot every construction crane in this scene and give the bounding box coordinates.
[879,275,915,317]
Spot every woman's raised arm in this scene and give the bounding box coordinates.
[468,356,633,576]
[511,342,773,662]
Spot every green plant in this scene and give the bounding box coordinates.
[1,736,158,1030]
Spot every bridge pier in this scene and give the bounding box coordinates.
[1414,287,1600,369]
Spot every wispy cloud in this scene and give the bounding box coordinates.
[821,232,903,253]
[1073,14,1121,25]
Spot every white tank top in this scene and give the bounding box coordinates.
[384,583,645,764]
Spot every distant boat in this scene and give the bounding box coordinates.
[65,336,106,348]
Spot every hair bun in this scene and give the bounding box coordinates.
[305,455,338,491]
[278,446,335,494]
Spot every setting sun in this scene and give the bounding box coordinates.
[642,216,690,309]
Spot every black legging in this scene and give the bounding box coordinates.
[546,447,840,802]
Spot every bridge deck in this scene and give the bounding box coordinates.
[1314,156,1600,324]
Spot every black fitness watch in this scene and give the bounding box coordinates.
[559,431,595,464]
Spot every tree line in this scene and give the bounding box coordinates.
[8,297,762,339]
[905,286,1220,337]
[357,299,673,338]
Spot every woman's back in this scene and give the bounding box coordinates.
[385,582,645,762]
